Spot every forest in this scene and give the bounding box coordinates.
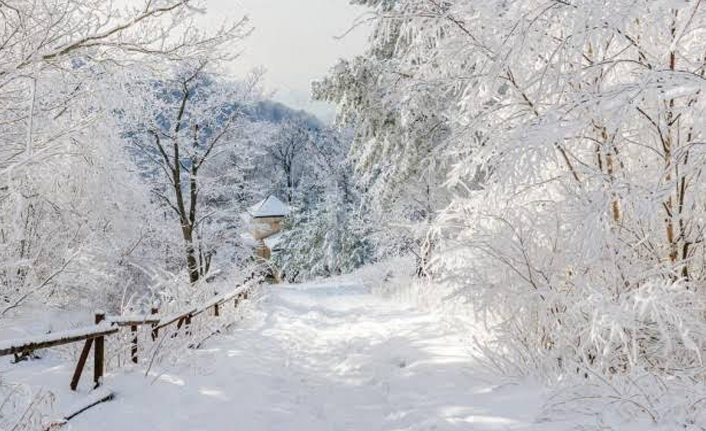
[3,1,706,430]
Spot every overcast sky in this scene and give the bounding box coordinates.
[206,0,370,122]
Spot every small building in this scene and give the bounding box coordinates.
[248,195,289,261]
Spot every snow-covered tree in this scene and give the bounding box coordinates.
[125,65,264,284]
[273,128,374,281]
[0,0,251,312]
[314,34,454,274]
[266,118,315,204]
[330,0,706,420]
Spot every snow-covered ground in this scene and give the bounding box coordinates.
[3,281,578,430]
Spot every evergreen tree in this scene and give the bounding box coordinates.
[273,128,374,281]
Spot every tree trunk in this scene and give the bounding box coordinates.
[184,233,200,284]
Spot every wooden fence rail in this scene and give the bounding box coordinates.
[0,325,119,357]
[0,282,256,391]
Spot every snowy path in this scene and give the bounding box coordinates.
[6,282,564,430]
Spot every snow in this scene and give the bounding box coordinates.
[61,387,114,420]
[264,232,283,250]
[195,284,251,314]
[0,323,115,355]
[2,280,581,430]
[106,315,160,325]
[0,305,90,342]
[239,231,259,248]
[248,195,290,218]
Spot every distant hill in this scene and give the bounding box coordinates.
[126,95,326,178]
[246,100,324,130]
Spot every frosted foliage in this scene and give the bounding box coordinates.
[0,0,251,313]
[120,64,265,285]
[328,0,706,423]
[272,127,374,281]
[315,49,454,261]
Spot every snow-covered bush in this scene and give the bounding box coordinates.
[107,271,262,376]
[0,383,54,431]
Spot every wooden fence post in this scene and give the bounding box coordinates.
[185,313,192,336]
[130,324,138,364]
[94,312,105,388]
[151,307,159,341]
[1,284,256,392]
[175,316,185,336]
[70,339,94,391]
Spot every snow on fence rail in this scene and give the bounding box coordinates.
[0,325,118,357]
[106,315,161,326]
[0,281,256,392]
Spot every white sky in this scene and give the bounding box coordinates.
[206,0,370,122]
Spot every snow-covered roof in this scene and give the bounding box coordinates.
[248,195,289,218]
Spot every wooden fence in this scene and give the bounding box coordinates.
[0,282,255,391]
